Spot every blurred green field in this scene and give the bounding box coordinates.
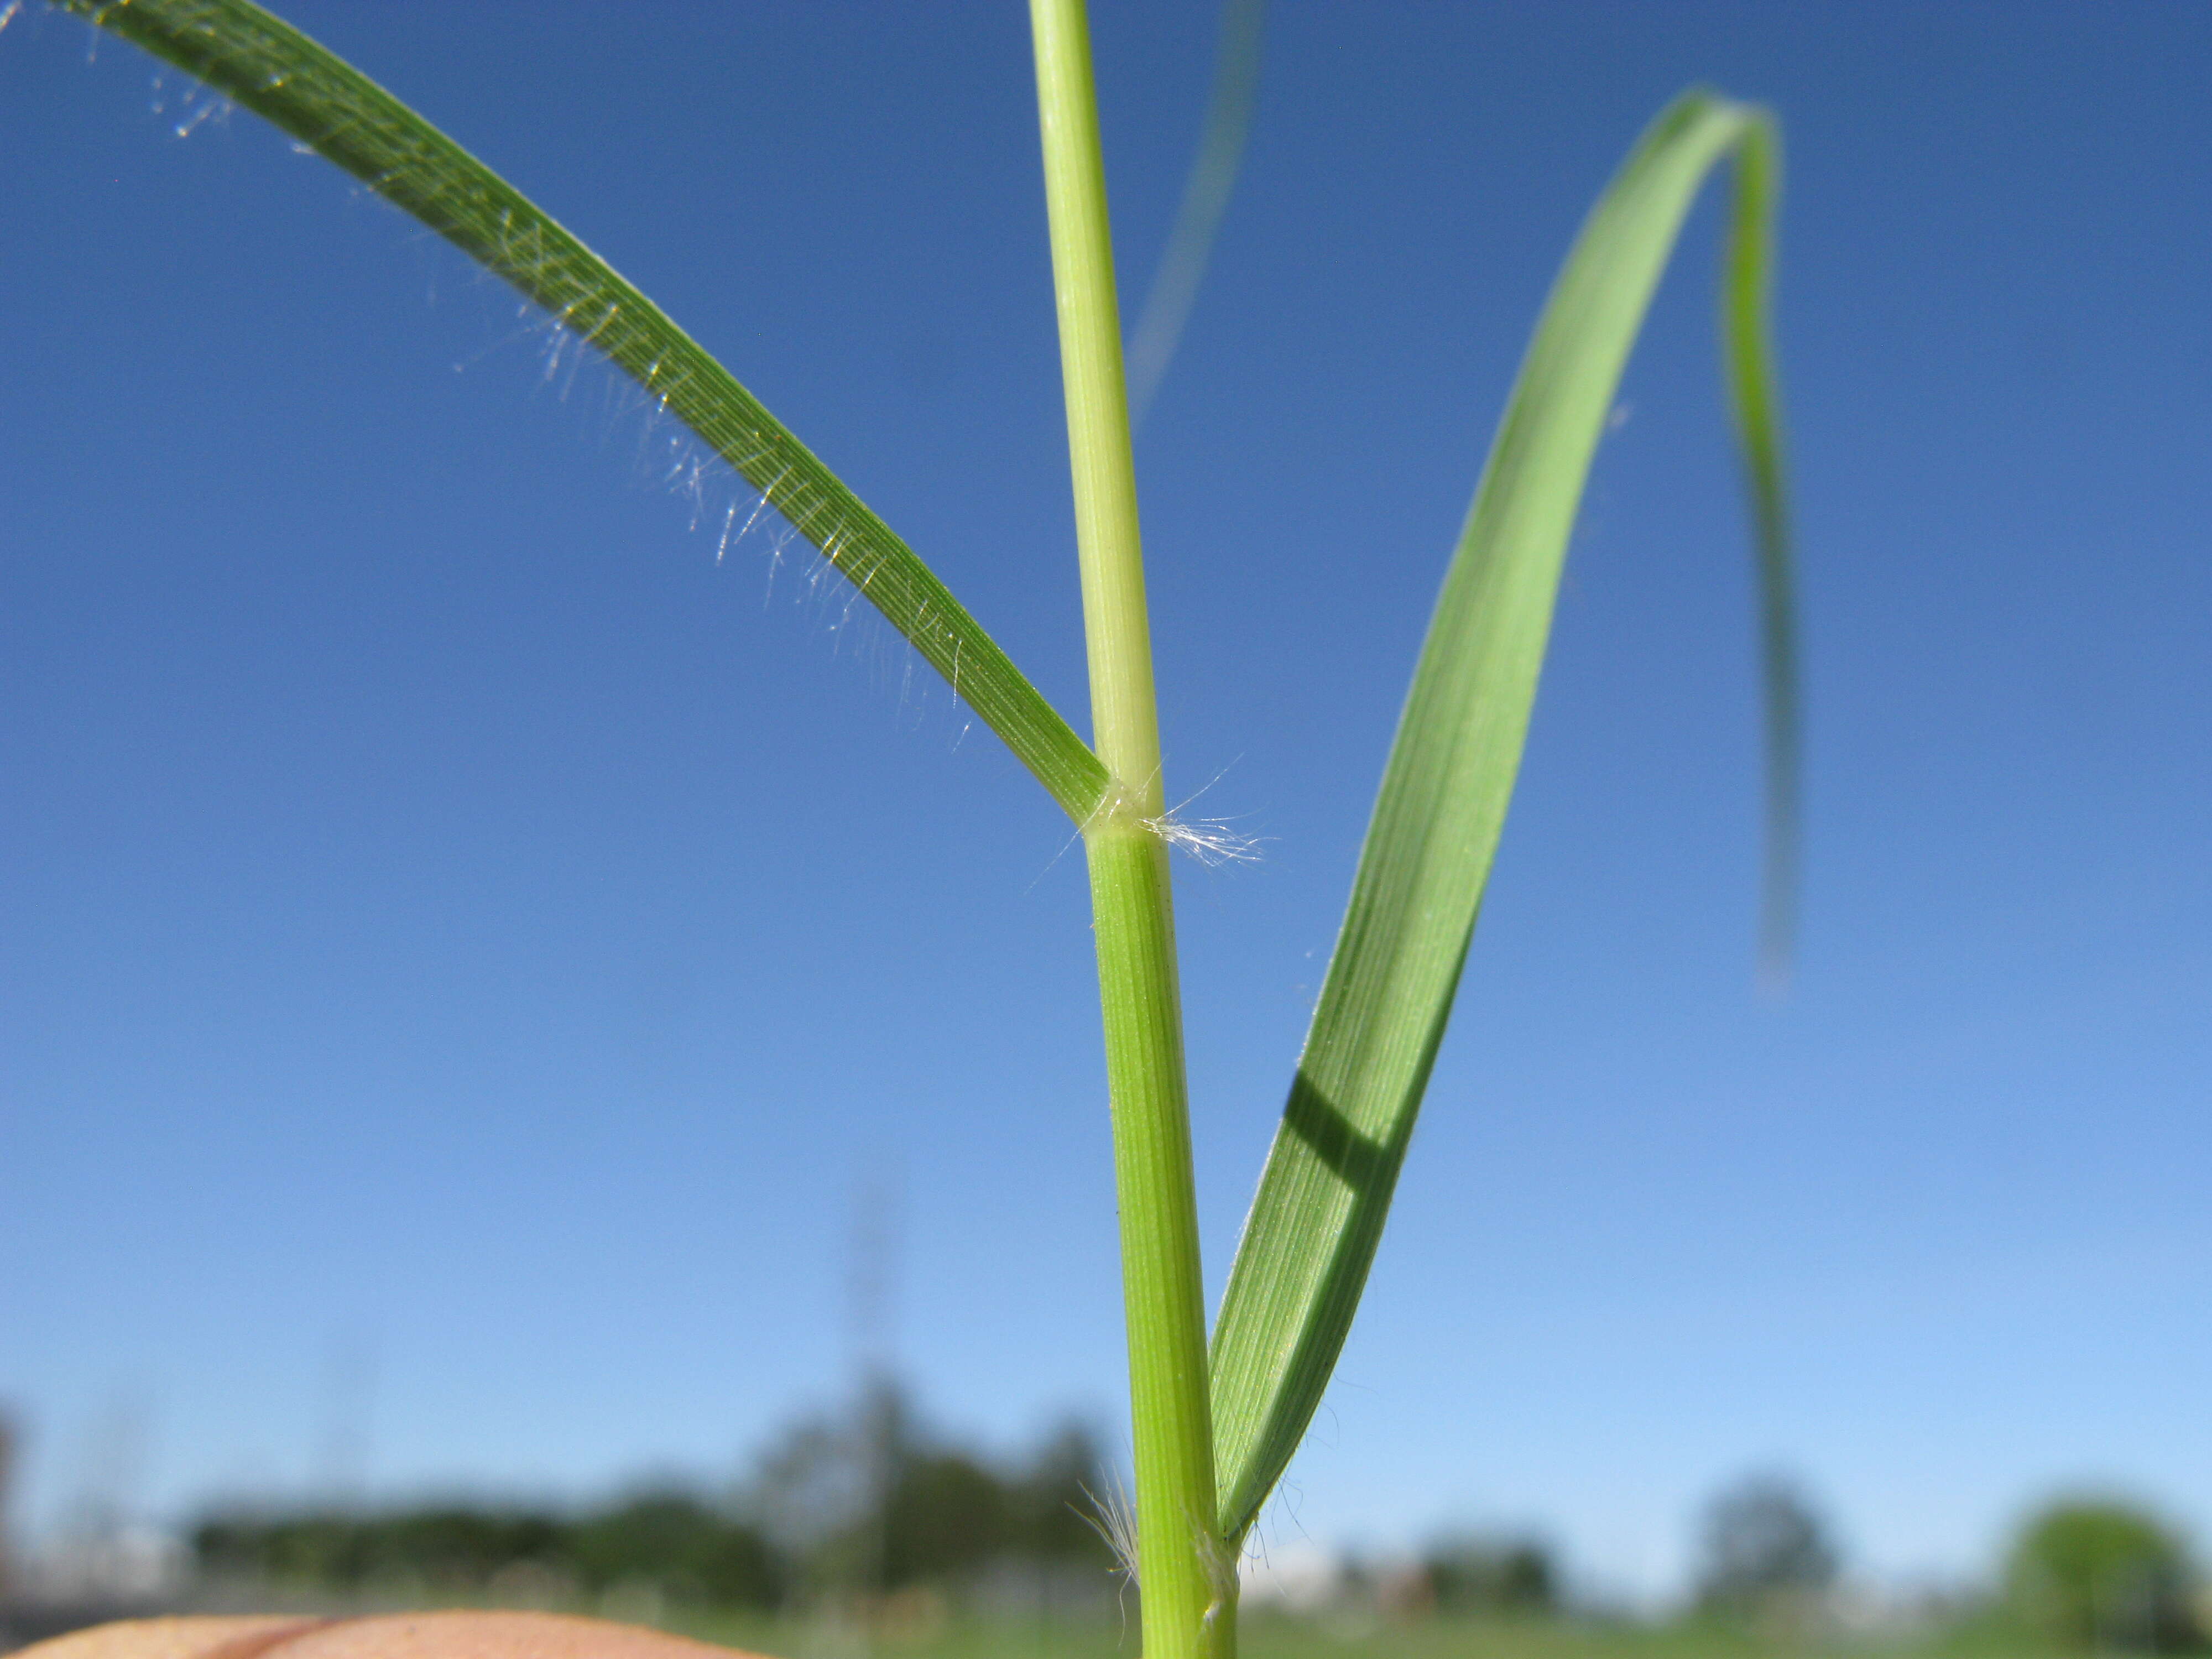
[665,1610,2077,1659]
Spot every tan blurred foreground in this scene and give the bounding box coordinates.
[13,1615,769,1659]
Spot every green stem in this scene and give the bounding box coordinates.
[1028,3,1228,1656]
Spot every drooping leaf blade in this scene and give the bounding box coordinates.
[1720,122,1800,981]
[1207,91,1797,1546]
[65,0,1110,826]
[1123,0,1264,430]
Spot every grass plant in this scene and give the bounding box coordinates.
[44,4,1796,1657]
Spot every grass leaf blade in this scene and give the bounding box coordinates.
[1720,119,1800,980]
[1207,91,1797,1545]
[66,0,1110,825]
[1123,0,1263,430]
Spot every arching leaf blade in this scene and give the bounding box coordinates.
[1207,91,1798,1546]
[1720,119,1801,982]
[1123,0,1264,430]
[64,0,1110,826]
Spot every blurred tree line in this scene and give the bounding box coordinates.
[1416,1535,1558,1616]
[192,1381,1114,1613]
[1694,1474,1838,1616]
[188,1412,2209,1645]
[1683,1473,2205,1653]
[2006,1498,2204,1652]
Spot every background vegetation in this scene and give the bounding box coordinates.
[155,1400,2206,1658]
[189,1384,1113,1615]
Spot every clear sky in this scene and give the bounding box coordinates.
[3,0,2208,1608]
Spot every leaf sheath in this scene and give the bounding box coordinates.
[1030,1,1225,1652]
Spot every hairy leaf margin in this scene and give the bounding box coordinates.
[65,0,1110,823]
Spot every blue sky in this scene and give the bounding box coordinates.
[3,0,2208,1606]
